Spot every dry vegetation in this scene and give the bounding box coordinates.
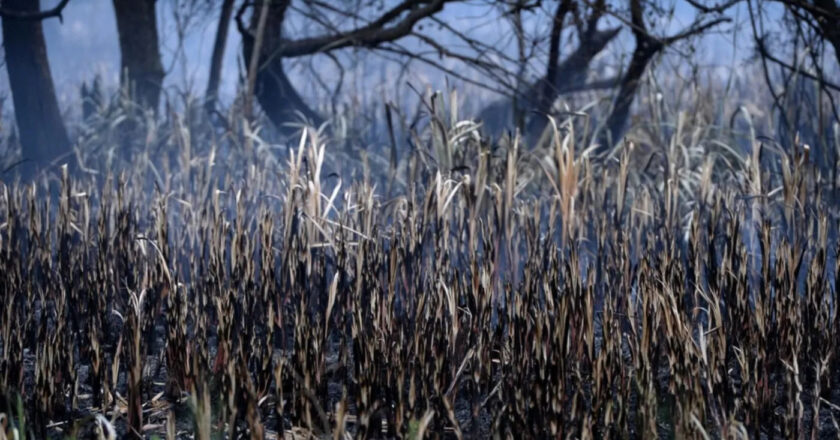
[0,92,839,439]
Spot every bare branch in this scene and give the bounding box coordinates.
[754,35,840,92]
[770,0,840,21]
[577,0,731,49]
[428,16,523,67]
[664,17,732,45]
[0,0,70,21]
[277,0,453,58]
[409,32,516,88]
[376,43,513,96]
[684,0,740,14]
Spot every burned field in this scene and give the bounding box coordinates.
[1,124,839,439]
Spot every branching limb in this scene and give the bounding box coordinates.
[754,37,840,93]
[0,0,70,22]
[277,0,454,57]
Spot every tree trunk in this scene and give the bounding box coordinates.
[600,37,661,149]
[524,26,621,143]
[241,0,322,133]
[205,0,235,113]
[2,0,71,177]
[113,0,164,111]
[537,0,574,115]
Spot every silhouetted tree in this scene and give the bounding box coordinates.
[476,0,729,150]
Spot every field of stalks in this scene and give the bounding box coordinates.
[1,94,840,439]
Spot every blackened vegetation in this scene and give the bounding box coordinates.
[0,125,839,439]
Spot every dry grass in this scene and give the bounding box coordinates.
[0,94,838,439]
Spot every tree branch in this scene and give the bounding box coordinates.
[375,43,513,96]
[276,0,452,57]
[664,17,732,45]
[542,0,574,110]
[0,0,70,21]
[684,0,740,14]
[754,35,840,92]
[772,0,840,22]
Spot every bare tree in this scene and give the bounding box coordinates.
[470,0,729,150]
[478,0,622,142]
[743,0,840,174]
[1,0,72,177]
[600,0,730,148]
